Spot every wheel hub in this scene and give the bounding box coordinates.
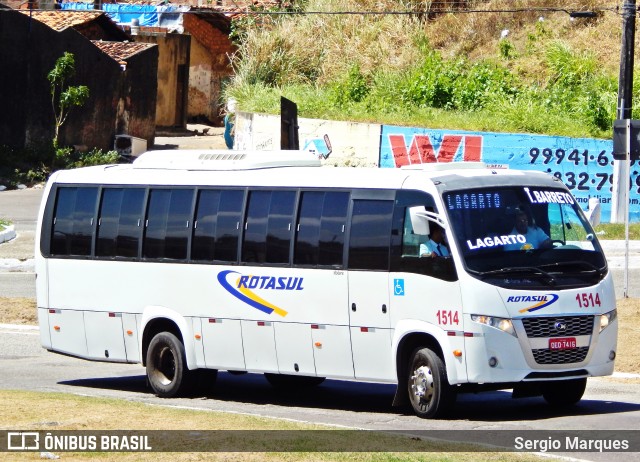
[157,346,176,385]
[410,365,434,402]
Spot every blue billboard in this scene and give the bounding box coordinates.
[380,125,640,222]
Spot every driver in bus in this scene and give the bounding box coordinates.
[503,206,552,251]
[420,223,450,258]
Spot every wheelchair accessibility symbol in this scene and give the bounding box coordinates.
[394,279,405,296]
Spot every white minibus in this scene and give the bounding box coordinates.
[35,150,618,418]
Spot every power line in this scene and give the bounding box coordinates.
[26,5,620,16]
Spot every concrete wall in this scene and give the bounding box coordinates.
[135,33,190,128]
[234,112,381,167]
[184,14,235,126]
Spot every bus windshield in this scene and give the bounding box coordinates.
[443,186,607,290]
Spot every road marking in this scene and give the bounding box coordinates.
[0,323,39,336]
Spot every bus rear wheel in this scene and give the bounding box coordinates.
[407,347,456,418]
[541,378,587,407]
[146,332,189,398]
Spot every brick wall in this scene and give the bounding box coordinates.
[183,14,234,63]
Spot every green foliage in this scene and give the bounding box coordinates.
[0,144,51,187]
[223,1,630,140]
[54,147,120,170]
[399,52,455,109]
[498,38,516,60]
[47,52,90,150]
[332,65,370,105]
[67,148,120,169]
[545,41,598,89]
[0,143,120,189]
[452,61,519,111]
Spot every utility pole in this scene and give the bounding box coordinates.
[617,0,636,121]
[611,0,637,298]
[611,0,636,223]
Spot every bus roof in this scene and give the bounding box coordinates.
[48,150,562,192]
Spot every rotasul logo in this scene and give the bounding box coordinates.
[506,294,559,313]
[217,270,306,317]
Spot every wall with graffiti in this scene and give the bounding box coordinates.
[233,112,640,222]
[234,112,380,166]
[380,125,640,222]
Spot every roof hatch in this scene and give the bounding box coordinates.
[132,150,322,170]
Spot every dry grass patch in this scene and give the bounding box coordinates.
[0,390,546,462]
[0,297,36,324]
[615,297,640,374]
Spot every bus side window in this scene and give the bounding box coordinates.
[193,189,246,263]
[242,190,296,264]
[402,207,430,257]
[96,188,145,259]
[348,200,394,271]
[192,189,223,262]
[265,191,296,264]
[294,191,349,268]
[318,192,349,266]
[390,190,457,281]
[51,186,98,256]
[142,188,194,260]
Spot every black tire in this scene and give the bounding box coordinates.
[407,347,456,419]
[542,378,587,407]
[264,373,325,389]
[146,332,190,398]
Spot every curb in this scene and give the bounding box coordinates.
[0,225,16,244]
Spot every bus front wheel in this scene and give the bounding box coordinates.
[407,347,456,418]
[146,332,189,398]
[541,378,587,407]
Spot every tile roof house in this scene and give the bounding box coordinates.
[4,0,289,130]
[0,9,158,151]
[19,10,130,40]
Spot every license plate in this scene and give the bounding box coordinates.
[549,337,577,350]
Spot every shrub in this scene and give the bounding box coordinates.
[332,65,371,105]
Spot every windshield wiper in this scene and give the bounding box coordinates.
[538,260,605,276]
[467,266,557,285]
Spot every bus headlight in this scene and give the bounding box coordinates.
[471,315,516,337]
[599,309,617,332]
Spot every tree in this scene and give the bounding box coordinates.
[47,52,89,149]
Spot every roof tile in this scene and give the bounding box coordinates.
[91,40,156,62]
[19,10,105,31]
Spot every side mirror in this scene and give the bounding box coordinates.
[409,206,430,235]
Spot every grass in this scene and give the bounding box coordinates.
[594,223,640,240]
[226,0,628,139]
[0,390,548,461]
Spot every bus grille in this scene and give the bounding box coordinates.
[522,316,594,338]
[532,347,589,364]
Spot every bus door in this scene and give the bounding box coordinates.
[347,196,395,381]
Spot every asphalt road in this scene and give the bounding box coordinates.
[2,186,640,459]
[1,326,640,460]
